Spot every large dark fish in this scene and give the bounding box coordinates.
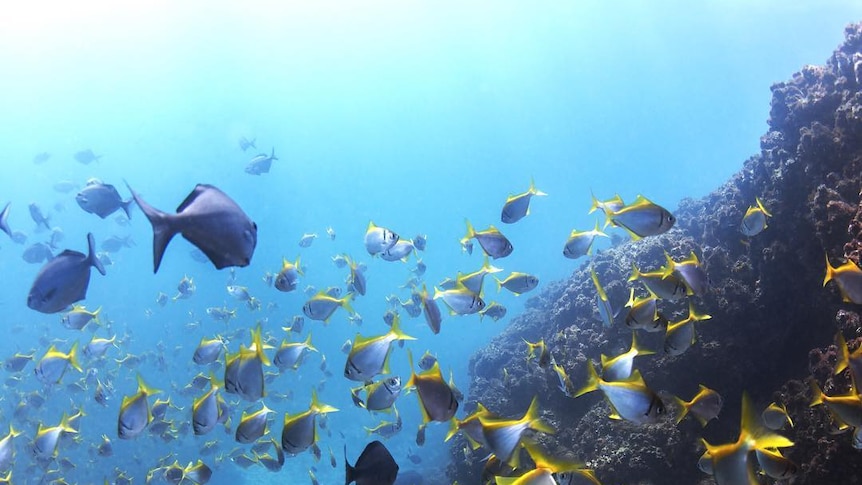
[74,149,102,164]
[346,441,399,485]
[126,183,258,273]
[76,181,133,219]
[26,233,106,314]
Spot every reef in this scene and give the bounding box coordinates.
[447,22,862,485]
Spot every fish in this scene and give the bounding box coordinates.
[236,403,274,443]
[275,255,304,292]
[600,332,654,381]
[406,350,459,425]
[500,178,547,224]
[0,424,20,470]
[412,259,427,276]
[419,285,443,334]
[575,360,665,424]
[84,335,117,358]
[273,333,318,371]
[762,402,794,430]
[461,220,513,259]
[754,448,798,480]
[227,285,252,301]
[702,393,793,485]
[479,302,507,322]
[206,306,236,323]
[365,221,400,255]
[245,148,278,175]
[174,275,196,300]
[33,152,51,164]
[381,239,415,262]
[495,272,539,296]
[303,291,355,323]
[239,136,256,151]
[433,284,486,315]
[354,376,402,412]
[551,358,576,398]
[590,266,615,328]
[563,221,609,259]
[22,242,54,264]
[418,351,437,371]
[606,195,675,240]
[33,413,77,458]
[28,203,51,231]
[61,304,101,331]
[740,197,772,237]
[193,376,223,435]
[347,256,367,296]
[663,302,712,356]
[326,226,336,240]
[345,440,400,485]
[345,316,415,382]
[365,408,403,439]
[623,288,665,332]
[74,148,102,164]
[823,254,862,304]
[663,251,710,297]
[628,262,688,301]
[34,342,82,384]
[524,339,551,369]
[281,390,338,454]
[589,193,626,224]
[118,374,160,439]
[810,376,862,428]
[224,324,271,402]
[183,459,213,483]
[100,235,135,253]
[194,336,225,365]
[127,182,258,272]
[75,180,133,219]
[413,234,427,251]
[342,339,353,354]
[4,351,35,372]
[0,203,11,240]
[497,441,600,485]
[479,396,554,465]
[672,385,723,426]
[298,232,318,247]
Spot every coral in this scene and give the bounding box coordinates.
[448,22,862,485]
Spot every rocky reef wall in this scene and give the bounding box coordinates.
[447,22,862,485]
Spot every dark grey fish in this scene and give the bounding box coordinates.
[74,149,102,164]
[127,183,258,273]
[28,203,50,230]
[345,441,399,485]
[11,231,27,245]
[22,242,54,264]
[101,235,135,253]
[26,233,106,314]
[0,203,12,239]
[33,152,51,164]
[239,137,256,152]
[76,181,132,219]
[245,148,278,175]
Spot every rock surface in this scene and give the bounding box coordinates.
[447,22,862,485]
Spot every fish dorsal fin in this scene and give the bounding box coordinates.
[176,184,212,213]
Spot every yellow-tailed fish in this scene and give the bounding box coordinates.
[84,334,117,358]
[590,267,614,328]
[494,441,601,485]
[434,283,486,316]
[663,302,712,356]
[192,374,222,436]
[273,333,318,371]
[274,255,303,293]
[702,393,793,485]
[281,390,338,455]
[761,401,793,431]
[4,350,35,372]
[0,424,21,469]
[754,447,797,479]
[346,255,367,296]
[365,221,400,256]
[663,251,710,297]
[495,272,539,296]
[588,192,625,226]
[235,402,274,444]
[302,291,354,323]
[480,301,508,322]
[500,178,547,224]
[183,459,213,484]
[824,254,862,304]
[35,342,82,384]
[629,262,687,301]
[523,339,551,369]
[61,305,100,330]
[419,285,443,335]
[446,403,497,449]
[672,384,723,426]
[623,288,665,332]
[457,255,503,294]
[563,220,609,260]
[193,336,225,365]
[607,194,675,240]
[810,376,862,428]
[344,315,415,382]
[551,358,576,398]
[575,360,664,424]
[406,350,459,425]
[354,376,402,412]
[33,413,77,458]
[600,332,654,381]
[380,238,415,262]
[479,396,554,466]
[835,332,862,386]
[461,220,513,259]
[740,197,772,237]
[364,407,403,439]
[224,323,271,402]
[118,374,160,439]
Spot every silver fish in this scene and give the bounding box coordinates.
[76,181,132,219]
[245,148,278,175]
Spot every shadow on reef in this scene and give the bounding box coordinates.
[447,21,862,485]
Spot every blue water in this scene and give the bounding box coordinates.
[0,2,860,484]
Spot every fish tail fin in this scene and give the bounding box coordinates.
[756,197,772,217]
[7,424,20,438]
[688,302,712,322]
[252,323,271,367]
[529,177,547,197]
[295,255,304,276]
[524,395,555,435]
[631,332,655,357]
[120,198,133,220]
[462,219,475,244]
[672,395,689,424]
[125,181,177,273]
[741,392,793,449]
[824,253,837,286]
[85,233,106,276]
[593,219,608,238]
[59,413,77,434]
[340,293,355,315]
[661,252,676,279]
[67,342,82,373]
[588,190,600,214]
[311,389,338,415]
[574,361,600,397]
[304,333,318,353]
[444,418,460,442]
[628,262,641,282]
[136,373,161,397]
[390,314,417,341]
[270,147,277,161]
[494,277,503,293]
[405,349,417,389]
[835,332,850,375]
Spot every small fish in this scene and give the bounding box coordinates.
[194,336,225,365]
[590,267,614,328]
[224,324,271,402]
[303,291,355,323]
[420,285,443,334]
[75,180,133,219]
[326,226,336,240]
[192,375,223,436]
[629,262,687,301]
[22,242,54,264]
[96,251,113,267]
[346,256,367,296]
[663,251,710,297]
[457,256,503,294]
[238,136,256,151]
[61,305,101,331]
[35,342,82,384]
[413,234,427,251]
[174,275,196,300]
[84,335,117,358]
[345,316,415,382]
[286,315,305,334]
[575,360,665,424]
[33,414,76,458]
[551,358,576,398]
[479,396,554,466]
[10,230,26,245]
[461,220,513,259]
[118,374,160,439]
[380,239,415,262]
[226,285,252,301]
[365,221,400,256]
[206,306,236,323]
[127,183,258,272]
[623,288,664,332]
[101,235,135,253]
[673,385,723,426]
[275,255,303,292]
[600,332,654,381]
[273,333,318,371]
[563,220,609,259]
[74,148,102,164]
[345,440,400,485]
[824,254,862,304]
[245,148,278,175]
[298,233,318,248]
[418,351,437,371]
[740,197,772,237]
[762,402,793,430]
[341,339,353,354]
[479,301,507,322]
[433,284,485,316]
[495,272,539,296]
[281,391,338,455]
[365,409,403,439]
[412,259,427,276]
[354,376,402,412]
[332,254,349,268]
[4,351,35,372]
[500,178,547,224]
[28,203,50,230]
[524,339,551,369]
[33,152,51,164]
[606,195,675,240]
[406,350,459,425]
[97,434,113,457]
[663,302,712,356]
